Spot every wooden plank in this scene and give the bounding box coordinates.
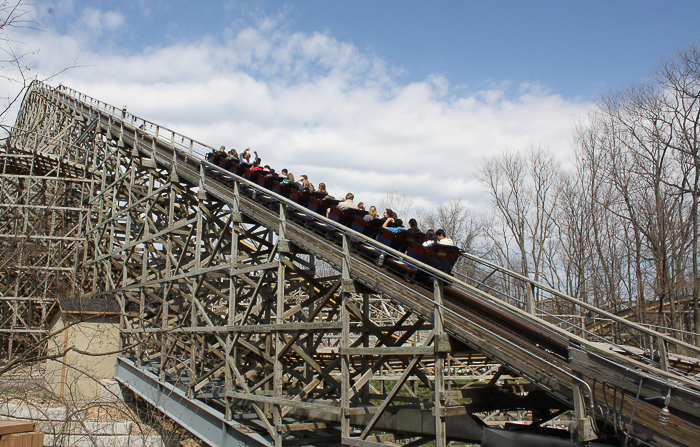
[0,432,43,447]
[340,347,434,356]
[227,391,342,415]
[230,261,279,276]
[0,422,34,436]
[123,321,344,334]
[278,422,328,431]
[342,437,389,447]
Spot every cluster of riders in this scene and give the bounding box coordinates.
[205,146,461,275]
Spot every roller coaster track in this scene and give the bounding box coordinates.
[3,80,700,447]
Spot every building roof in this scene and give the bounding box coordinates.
[56,297,121,315]
[44,297,122,324]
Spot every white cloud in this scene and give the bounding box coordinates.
[8,12,592,217]
[80,8,124,33]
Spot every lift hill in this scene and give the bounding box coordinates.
[3,80,700,447]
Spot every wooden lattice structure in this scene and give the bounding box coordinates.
[2,80,700,447]
[0,138,91,358]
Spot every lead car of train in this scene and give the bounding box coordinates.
[204,151,462,285]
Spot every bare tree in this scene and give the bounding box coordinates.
[0,1,80,139]
[598,82,687,330]
[654,42,700,341]
[0,1,40,128]
[478,150,531,276]
[477,146,560,287]
[550,172,590,300]
[378,190,413,221]
[528,148,561,287]
[417,198,481,252]
[572,118,642,314]
[567,45,700,337]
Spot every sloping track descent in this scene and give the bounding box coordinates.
[5,80,700,447]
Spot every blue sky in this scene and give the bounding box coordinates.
[37,1,700,101]
[283,1,698,101]
[8,1,700,213]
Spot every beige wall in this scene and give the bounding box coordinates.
[45,314,120,401]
